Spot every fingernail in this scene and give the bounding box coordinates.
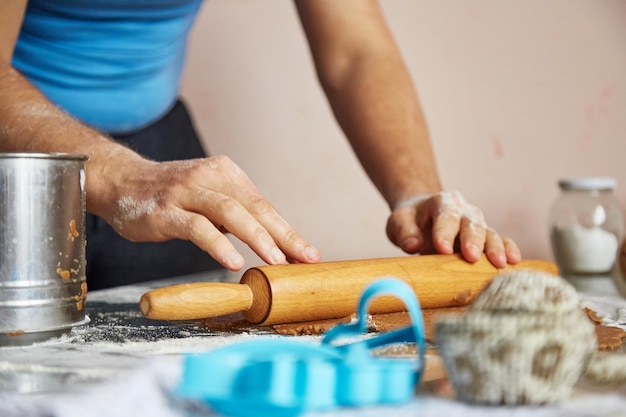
[270,247,286,264]
[304,246,320,262]
[228,252,244,268]
[468,244,481,259]
[495,252,508,266]
[401,237,419,251]
[440,240,453,253]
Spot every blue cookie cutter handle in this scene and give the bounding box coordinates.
[322,277,427,406]
[176,277,427,417]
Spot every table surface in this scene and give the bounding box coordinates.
[2,271,626,417]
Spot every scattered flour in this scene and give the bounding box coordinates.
[113,196,157,229]
[394,191,487,228]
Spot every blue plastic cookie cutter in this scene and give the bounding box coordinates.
[176,277,426,417]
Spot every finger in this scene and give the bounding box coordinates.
[503,236,522,264]
[203,193,292,266]
[386,207,425,254]
[484,227,508,268]
[168,209,246,271]
[430,208,462,255]
[240,195,321,264]
[458,216,487,263]
[176,186,288,266]
[198,156,320,264]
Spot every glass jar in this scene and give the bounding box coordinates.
[549,177,624,277]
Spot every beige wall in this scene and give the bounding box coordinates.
[180,0,626,269]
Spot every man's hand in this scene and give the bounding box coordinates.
[386,191,521,268]
[93,154,321,271]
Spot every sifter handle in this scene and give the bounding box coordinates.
[139,282,253,320]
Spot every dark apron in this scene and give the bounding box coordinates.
[86,99,223,290]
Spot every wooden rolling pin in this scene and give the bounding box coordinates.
[140,254,558,326]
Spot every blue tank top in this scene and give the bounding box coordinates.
[12,0,204,134]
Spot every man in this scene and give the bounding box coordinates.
[0,0,520,290]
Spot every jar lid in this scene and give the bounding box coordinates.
[558,177,617,191]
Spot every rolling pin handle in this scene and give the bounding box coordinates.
[140,282,254,320]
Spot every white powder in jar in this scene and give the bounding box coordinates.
[551,224,619,273]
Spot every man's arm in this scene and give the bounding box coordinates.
[0,0,320,271]
[294,0,439,205]
[295,0,520,266]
